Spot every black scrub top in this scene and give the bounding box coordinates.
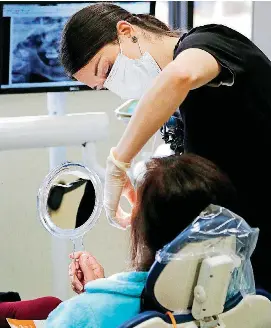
[174,24,271,290]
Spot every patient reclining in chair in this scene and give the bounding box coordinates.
[46,154,260,328]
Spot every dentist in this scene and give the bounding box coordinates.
[61,3,271,291]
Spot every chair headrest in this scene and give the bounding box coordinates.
[142,205,259,314]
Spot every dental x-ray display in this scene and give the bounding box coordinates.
[0,1,155,94]
[11,16,69,85]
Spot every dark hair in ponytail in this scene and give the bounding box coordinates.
[60,3,179,76]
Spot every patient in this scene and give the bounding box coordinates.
[0,297,62,324]
[46,154,239,328]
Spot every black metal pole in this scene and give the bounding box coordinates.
[168,1,194,30]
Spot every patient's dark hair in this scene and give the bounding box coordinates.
[60,3,179,76]
[130,154,239,271]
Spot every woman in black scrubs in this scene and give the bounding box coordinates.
[60,3,271,291]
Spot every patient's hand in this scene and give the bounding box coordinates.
[69,251,105,294]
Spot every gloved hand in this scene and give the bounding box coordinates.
[104,148,135,230]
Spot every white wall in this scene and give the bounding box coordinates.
[252,2,271,60]
[0,90,131,300]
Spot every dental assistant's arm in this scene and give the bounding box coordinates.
[114,48,221,163]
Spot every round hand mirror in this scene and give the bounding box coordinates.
[37,162,103,242]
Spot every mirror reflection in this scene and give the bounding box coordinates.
[47,173,96,230]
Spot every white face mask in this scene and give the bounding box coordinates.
[103,43,161,100]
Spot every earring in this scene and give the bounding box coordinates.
[131,36,138,43]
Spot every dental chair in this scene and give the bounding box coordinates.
[120,205,271,328]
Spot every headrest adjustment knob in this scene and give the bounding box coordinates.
[194,286,207,303]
